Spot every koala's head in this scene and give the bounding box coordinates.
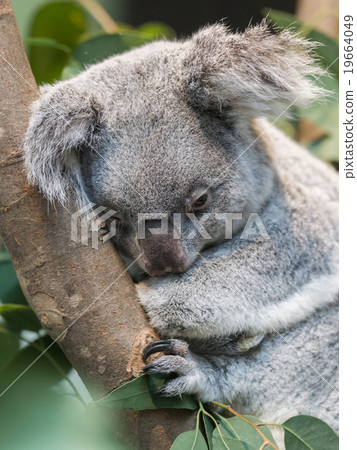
[24,21,323,277]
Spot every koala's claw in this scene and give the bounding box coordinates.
[142,340,172,362]
[142,338,189,362]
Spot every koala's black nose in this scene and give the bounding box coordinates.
[138,220,187,277]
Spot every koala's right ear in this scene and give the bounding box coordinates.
[183,22,326,119]
[24,82,103,206]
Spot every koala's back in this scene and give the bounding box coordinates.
[254,118,338,200]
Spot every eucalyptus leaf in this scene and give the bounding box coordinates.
[302,99,339,134]
[244,416,277,449]
[61,60,83,80]
[0,334,71,392]
[25,37,71,54]
[202,414,215,449]
[0,247,10,263]
[97,374,198,410]
[263,9,301,32]
[74,33,138,67]
[0,304,41,332]
[212,430,252,450]
[283,415,338,450]
[0,329,19,371]
[0,260,27,305]
[212,415,275,450]
[138,21,176,40]
[29,1,86,83]
[171,429,208,450]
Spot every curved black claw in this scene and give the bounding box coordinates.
[142,340,173,362]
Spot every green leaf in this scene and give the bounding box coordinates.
[72,24,173,69]
[0,304,32,314]
[263,9,301,32]
[0,329,19,371]
[307,30,339,78]
[0,304,41,332]
[0,334,71,393]
[302,97,339,134]
[244,416,277,449]
[212,415,274,450]
[212,431,252,450]
[202,414,215,449]
[283,415,338,450]
[29,1,86,83]
[61,60,83,80]
[171,429,208,450]
[73,33,135,67]
[24,36,71,54]
[0,258,27,305]
[96,374,198,410]
[138,21,176,40]
[0,247,10,263]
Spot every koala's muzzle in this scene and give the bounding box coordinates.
[138,219,186,277]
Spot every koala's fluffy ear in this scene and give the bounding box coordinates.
[184,21,325,118]
[24,82,103,205]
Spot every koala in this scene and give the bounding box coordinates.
[24,21,338,441]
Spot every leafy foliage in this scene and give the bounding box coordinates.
[25,1,175,84]
[97,373,198,410]
[283,415,339,450]
[0,243,122,449]
[173,403,338,450]
[96,380,338,450]
[171,429,208,450]
[28,1,86,83]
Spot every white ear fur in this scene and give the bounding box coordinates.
[185,21,326,118]
[24,82,103,205]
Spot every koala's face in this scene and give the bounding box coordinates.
[80,89,257,276]
[24,22,321,277]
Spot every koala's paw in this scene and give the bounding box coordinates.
[142,339,203,397]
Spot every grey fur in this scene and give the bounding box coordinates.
[23,21,338,436]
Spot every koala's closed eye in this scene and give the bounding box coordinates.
[187,188,211,212]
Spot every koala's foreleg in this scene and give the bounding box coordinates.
[142,338,249,402]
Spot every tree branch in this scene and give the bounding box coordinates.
[0,1,195,447]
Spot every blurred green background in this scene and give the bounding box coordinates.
[1,1,338,448]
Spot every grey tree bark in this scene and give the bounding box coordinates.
[0,0,195,447]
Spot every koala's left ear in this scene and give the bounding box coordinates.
[24,82,103,206]
[183,21,325,118]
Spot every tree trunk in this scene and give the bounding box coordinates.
[0,0,195,447]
